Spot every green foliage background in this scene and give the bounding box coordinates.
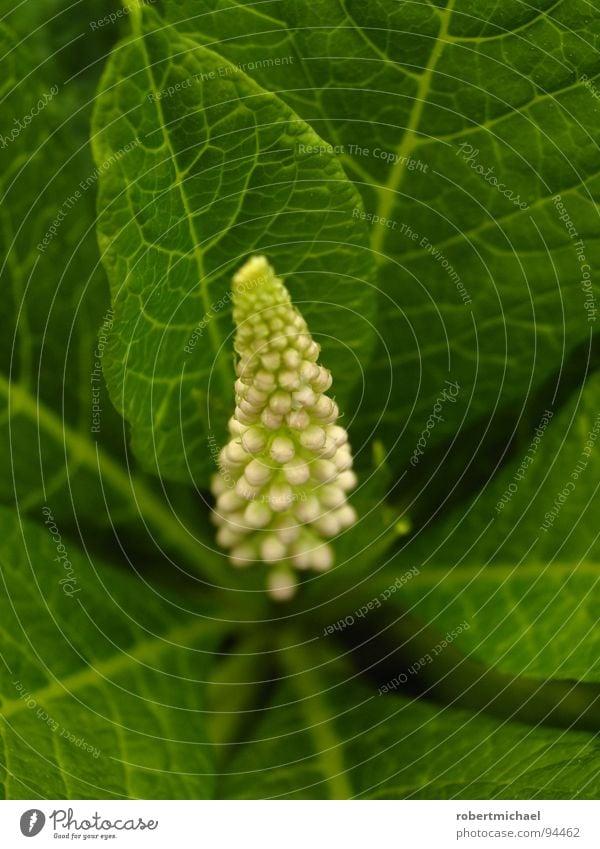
[1,0,599,799]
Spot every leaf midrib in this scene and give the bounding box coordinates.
[371,0,455,256]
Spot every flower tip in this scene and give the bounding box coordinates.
[232,254,273,290]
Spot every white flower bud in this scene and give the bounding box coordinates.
[227,510,248,531]
[337,470,358,491]
[245,458,272,486]
[241,426,267,454]
[246,386,268,407]
[255,370,276,392]
[228,416,247,436]
[333,446,353,471]
[278,370,301,390]
[270,335,288,351]
[310,395,336,421]
[290,537,314,569]
[217,526,244,548]
[300,425,326,450]
[306,340,320,360]
[270,436,295,464]
[327,425,348,446]
[211,473,228,497]
[244,500,272,529]
[336,504,357,528]
[224,441,248,466]
[325,402,340,424]
[287,409,310,430]
[313,367,332,392]
[217,489,245,513]
[320,485,346,509]
[283,458,310,485]
[312,459,337,483]
[261,407,283,430]
[275,516,300,544]
[300,361,320,382]
[312,512,340,538]
[238,398,259,418]
[268,482,293,512]
[261,351,281,371]
[283,348,301,368]
[235,405,255,425]
[260,535,287,562]
[293,386,317,407]
[295,495,322,523]
[319,437,337,459]
[236,324,253,348]
[230,542,256,567]
[269,390,292,415]
[311,544,334,572]
[236,477,261,501]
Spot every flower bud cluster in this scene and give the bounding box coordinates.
[211,256,357,600]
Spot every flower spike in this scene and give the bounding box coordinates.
[211,256,357,600]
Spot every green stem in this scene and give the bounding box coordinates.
[129,0,143,36]
[277,635,354,799]
[206,629,278,773]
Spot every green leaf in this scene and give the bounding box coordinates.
[161,0,600,475]
[92,7,375,485]
[393,373,600,681]
[0,15,227,582]
[219,641,600,799]
[0,507,219,799]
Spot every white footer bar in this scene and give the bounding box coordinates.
[0,800,597,848]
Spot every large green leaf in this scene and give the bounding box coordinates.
[0,507,219,799]
[384,373,600,681]
[160,0,600,475]
[92,6,375,485]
